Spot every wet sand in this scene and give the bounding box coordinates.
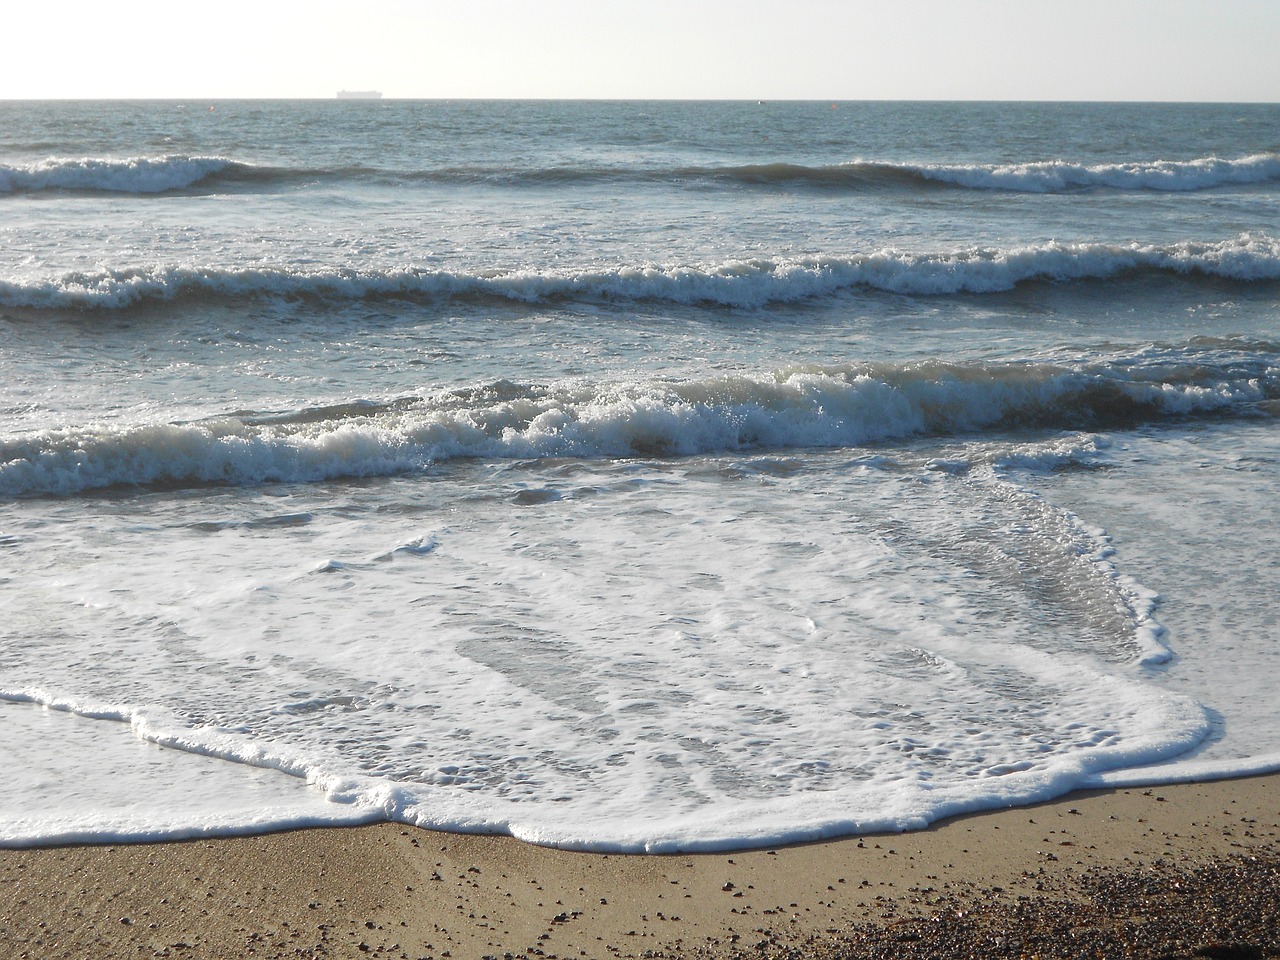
[1,773,1277,959]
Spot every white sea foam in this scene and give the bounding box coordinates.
[0,155,242,194]
[0,445,1216,850]
[1,235,1277,311]
[0,418,1267,847]
[1082,752,1280,789]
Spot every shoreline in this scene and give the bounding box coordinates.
[1,774,1277,959]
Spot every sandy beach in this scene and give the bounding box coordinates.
[1,773,1276,959]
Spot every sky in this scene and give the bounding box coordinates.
[4,0,1279,101]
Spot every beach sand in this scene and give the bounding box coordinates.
[1,774,1277,959]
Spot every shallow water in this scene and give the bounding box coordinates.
[1,100,1278,849]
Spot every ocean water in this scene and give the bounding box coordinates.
[1,100,1278,852]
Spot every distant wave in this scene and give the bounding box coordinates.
[3,236,1277,312]
[6,152,1276,196]
[651,153,1280,193]
[4,347,1276,497]
[418,153,1280,193]
[0,155,374,195]
[866,153,1280,193]
[399,154,1280,193]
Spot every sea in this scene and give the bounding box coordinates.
[1,99,1278,852]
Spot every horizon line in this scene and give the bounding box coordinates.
[3,95,1279,105]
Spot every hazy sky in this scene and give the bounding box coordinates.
[5,0,1279,101]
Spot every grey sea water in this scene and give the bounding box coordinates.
[1,100,1278,850]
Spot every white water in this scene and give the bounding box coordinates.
[3,352,1273,497]
[5,432,1269,851]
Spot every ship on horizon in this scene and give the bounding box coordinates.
[337,90,382,99]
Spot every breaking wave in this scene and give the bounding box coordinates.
[840,153,1280,193]
[6,152,1276,196]
[4,348,1276,497]
[2,236,1277,312]
[0,156,254,194]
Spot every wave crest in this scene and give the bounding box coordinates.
[4,351,1275,497]
[0,155,251,194]
[3,236,1276,312]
